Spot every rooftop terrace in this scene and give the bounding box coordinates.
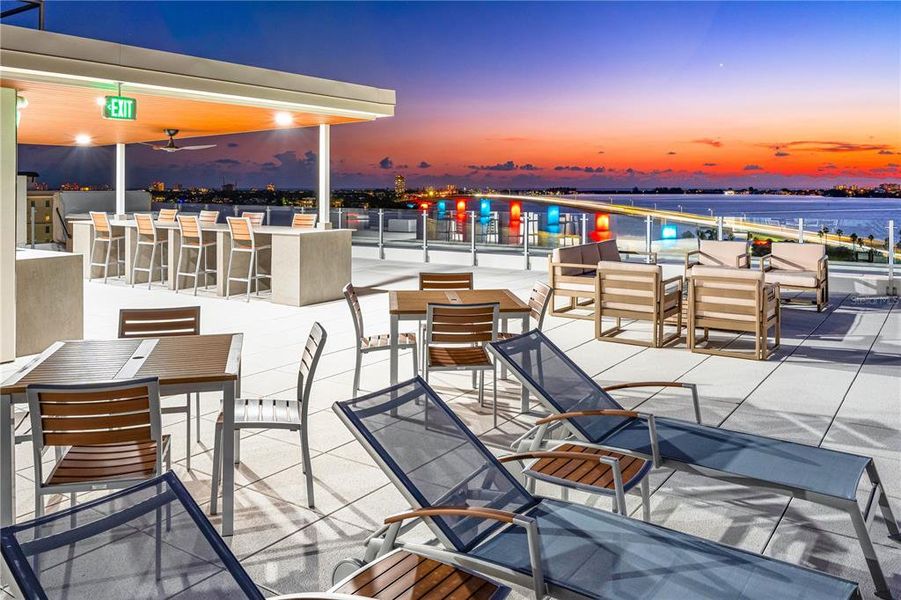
[1,258,899,599]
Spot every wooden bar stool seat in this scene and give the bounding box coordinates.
[428,346,492,368]
[46,437,170,486]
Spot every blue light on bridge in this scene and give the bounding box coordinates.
[661,225,678,239]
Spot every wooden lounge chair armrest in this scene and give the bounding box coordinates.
[685,250,700,269]
[817,255,828,278]
[736,252,751,268]
[499,450,612,464]
[535,409,639,426]
[384,506,546,598]
[385,506,519,525]
[662,275,684,291]
[759,254,772,272]
[271,594,371,600]
[685,250,701,258]
[603,381,702,424]
[621,249,658,264]
[551,261,595,270]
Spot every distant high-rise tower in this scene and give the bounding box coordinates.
[266,183,276,192]
[150,181,165,192]
[394,174,406,198]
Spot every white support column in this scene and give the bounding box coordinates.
[317,124,331,229]
[115,143,126,216]
[0,88,18,362]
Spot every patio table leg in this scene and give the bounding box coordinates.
[221,380,236,536]
[390,314,399,386]
[0,393,13,529]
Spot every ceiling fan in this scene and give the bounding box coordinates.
[141,129,216,153]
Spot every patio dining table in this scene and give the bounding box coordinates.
[388,289,532,412]
[0,333,243,536]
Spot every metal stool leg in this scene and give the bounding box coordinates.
[103,238,112,283]
[193,246,202,296]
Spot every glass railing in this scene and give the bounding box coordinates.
[151,201,898,274]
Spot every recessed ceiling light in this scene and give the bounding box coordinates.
[274,112,293,126]
[95,97,106,107]
[75,134,92,146]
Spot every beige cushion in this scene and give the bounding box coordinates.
[765,270,818,288]
[697,241,748,267]
[553,246,583,276]
[597,239,621,262]
[580,243,602,274]
[771,242,825,271]
[691,265,763,281]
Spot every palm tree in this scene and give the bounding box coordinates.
[835,228,844,239]
[849,232,858,249]
[867,233,875,247]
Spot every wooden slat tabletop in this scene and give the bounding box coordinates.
[1,334,241,395]
[333,550,503,600]
[389,289,528,315]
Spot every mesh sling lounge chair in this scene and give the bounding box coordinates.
[333,378,860,600]
[1,472,510,600]
[487,329,900,598]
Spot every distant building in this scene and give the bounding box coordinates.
[60,182,80,191]
[150,181,165,191]
[266,183,276,192]
[445,184,457,195]
[221,183,236,192]
[394,174,406,198]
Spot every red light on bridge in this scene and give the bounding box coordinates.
[595,213,610,231]
[510,201,522,221]
[456,199,467,212]
[419,202,430,210]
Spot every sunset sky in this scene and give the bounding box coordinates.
[6,1,900,189]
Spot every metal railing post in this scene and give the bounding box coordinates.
[645,215,653,263]
[30,205,36,248]
[798,217,804,243]
[233,205,239,217]
[378,209,385,260]
[422,209,429,263]
[580,213,588,244]
[265,206,271,225]
[337,207,344,229]
[470,211,477,266]
[523,212,530,270]
[717,216,724,241]
[889,219,896,295]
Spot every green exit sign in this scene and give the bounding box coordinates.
[102,96,137,120]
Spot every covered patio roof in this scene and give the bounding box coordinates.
[0,23,396,145]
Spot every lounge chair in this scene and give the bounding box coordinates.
[487,329,899,598]
[332,378,860,600]
[0,472,509,600]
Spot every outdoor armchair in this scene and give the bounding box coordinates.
[685,239,751,272]
[760,241,828,311]
[488,329,900,598]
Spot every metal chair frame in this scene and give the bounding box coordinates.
[88,211,125,283]
[131,213,168,289]
[210,323,326,511]
[175,214,216,295]
[225,216,271,301]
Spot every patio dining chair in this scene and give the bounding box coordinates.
[242,211,265,227]
[175,214,216,295]
[332,378,861,600]
[88,211,124,283]
[343,283,418,397]
[424,302,499,425]
[130,213,167,288]
[26,377,171,518]
[119,306,202,469]
[226,216,271,301]
[0,472,511,600]
[210,323,327,511]
[292,213,318,229]
[418,271,474,291]
[488,329,900,598]
[199,209,221,225]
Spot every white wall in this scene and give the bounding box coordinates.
[0,88,17,362]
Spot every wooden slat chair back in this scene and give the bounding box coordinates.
[595,261,683,348]
[427,303,499,346]
[26,377,167,514]
[118,306,201,339]
[344,283,366,340]
[419,272,474,291]
[199,210,220,225]
[177,214,202,245]
[242,211,265,227]
[688,265,780,360]
[292,213,318,229]
[226,216,255,249]
[134,212,156,241]
[527,281,552,327]
[89,211,111,237]
[157,208,178,223]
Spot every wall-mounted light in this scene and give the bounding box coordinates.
[274,112,293,126]
[75,134,92,146]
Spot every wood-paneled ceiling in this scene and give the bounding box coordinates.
[5,78,362,146]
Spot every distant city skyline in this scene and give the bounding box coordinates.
[7,1,900,189]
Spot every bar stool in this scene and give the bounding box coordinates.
[88,211,124,283]
[291,213,317,229]
[225,216,271,301]
[175,214,216,295]
[157,208,178,223]
[242,211,265,227]
[131,213,168,289]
